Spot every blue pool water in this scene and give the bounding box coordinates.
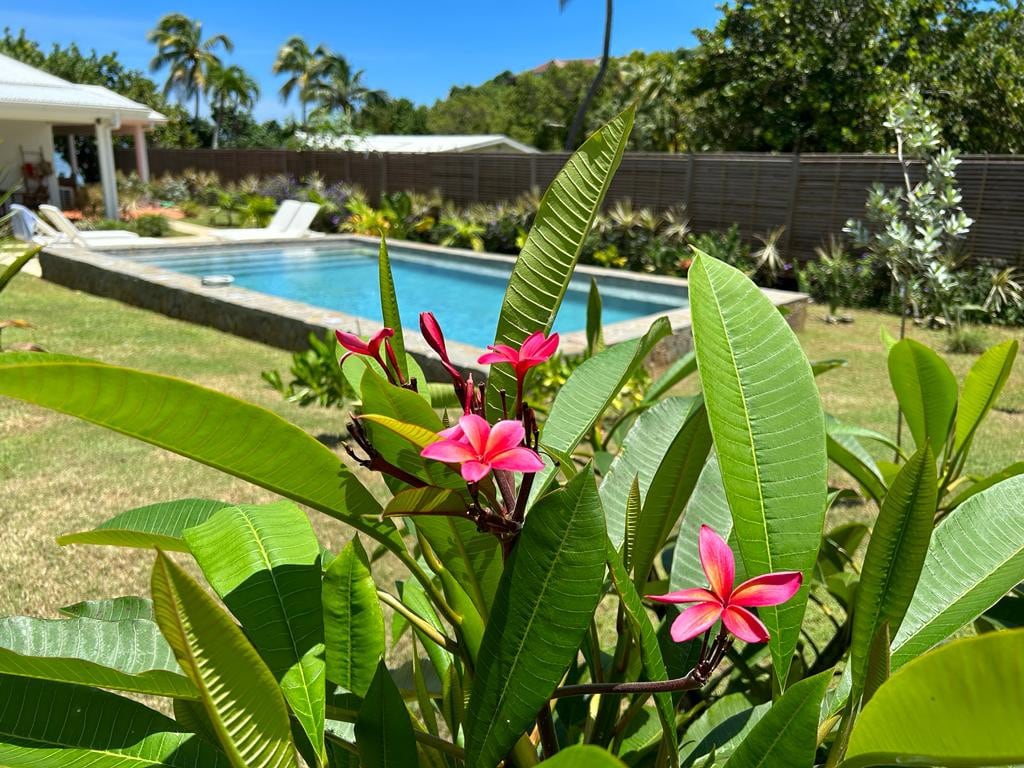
[129,242,687,348]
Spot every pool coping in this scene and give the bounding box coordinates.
[37,234,808,379]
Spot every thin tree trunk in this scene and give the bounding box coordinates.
[564,0,613,150]
[194,89,200,123]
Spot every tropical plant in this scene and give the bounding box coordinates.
[147,13,233,121]
[206,63,260,149]
[310,50,384,117]
[799,236,876,318]
[243,195,278,227]
[438,215,485,252]
[272,36,322,126]
[845,86,974,335]
[1,107,1023,767]
[262,331,352,408]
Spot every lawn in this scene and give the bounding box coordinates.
[1,273,1021,619]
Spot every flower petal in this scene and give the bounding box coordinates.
[486,419,526,454]
[437,424,464,440]
[534,332,559,360]
[669,602,722,643]
[730,571,803,608]
[488,446,545,474]
[519,331,546,357]
[648,588,720,605]
[421,440,476,463]
[419,312,449,359]
[699,525,735,599]
[721,606,770,644]
[478,344,518,365]
[366,327,395,357]
[335,329,369,356]
[460,460,491,483]
[458,414,491,454]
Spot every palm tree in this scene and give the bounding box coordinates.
[311,50,385,116]
[561,0,613,150]
[272,36,322,126]
[206,64,260,149]
[147,13,233,122]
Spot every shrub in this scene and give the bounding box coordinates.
[243,195,277,227]
[945,323,989,354]
[799,236,875,315]
[132,214,171,238]
[261,331,351,408]
[686,224,753,272]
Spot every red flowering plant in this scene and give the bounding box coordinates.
[2,108,1018,768]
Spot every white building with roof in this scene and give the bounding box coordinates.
[0,51,166,218]
[297,133,539,154]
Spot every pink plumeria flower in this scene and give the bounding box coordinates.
[336,327,404,384]
[649,525,802,644]
[420,413,544,483]
[419,312,463,384]
[478,331,559,385]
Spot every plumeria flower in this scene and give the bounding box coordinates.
[419,312,464,386]
[336,327,403,384]
[420,413,544,483]
[478,331,559,384]
[649,525,802,644]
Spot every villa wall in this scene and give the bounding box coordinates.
[0,119,59,205]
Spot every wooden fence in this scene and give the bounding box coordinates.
[116,148,1024,267]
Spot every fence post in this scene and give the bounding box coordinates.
[379,154,388,202]
[529,155,537,191]
[473,155,481,201]
[684,153,695,211]
[783,152,801,256]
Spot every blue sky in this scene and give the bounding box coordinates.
[5,1,722,121]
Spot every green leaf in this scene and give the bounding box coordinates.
[827,432,886,504]
[57,498,232,551]
[944,461,1024,510]
[954,339,1018,455]
[183,501,325,764]
[0,355,395,546]
[323,537,385,697]
[621,475,642,571]
[0,614,192,698]
[844,631,1024,768]
[892,473,1024,669]
[603,397,701,549]
[377,238,407,380]
[723,670,831,768]
[151,550,300,768]
[669,456,734,592]
[0,246,40,294]
[60,596,153,621]
[850,448,936,697]
[467,469,607,767]
[689,253,827,685]
[887,338,957,455]
[679,694,769,767]
[586,276,604,356]
[631,398,712,590]
[810,358,848,376]
[354,661,419,768]
[486,105,635,417]
[0,674,228,767]
[643,351,697,404]
[416,515,503,616]
[606,541,679,765]
[538,745,629,766]
[532,318,672,501]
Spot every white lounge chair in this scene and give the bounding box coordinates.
[12,204,138,246]
[213,199,303,241]
[38,205,165,248]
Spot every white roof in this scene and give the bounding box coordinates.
[299,133,539,154]
[0,52,166,127]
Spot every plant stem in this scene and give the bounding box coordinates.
[536,704,559,758]
[376,590,460,654]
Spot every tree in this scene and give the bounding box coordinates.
[311,50,385,117]
[272,36,322,126]
[354,97,430,135]
[205,64,260,149]
[147,13,233,122]
[561,0,613,150]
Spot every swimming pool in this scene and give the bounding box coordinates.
[125,241,688,348]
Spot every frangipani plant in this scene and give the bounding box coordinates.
[0,106,1022,768]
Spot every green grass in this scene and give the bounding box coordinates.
[1,276,1021,620]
